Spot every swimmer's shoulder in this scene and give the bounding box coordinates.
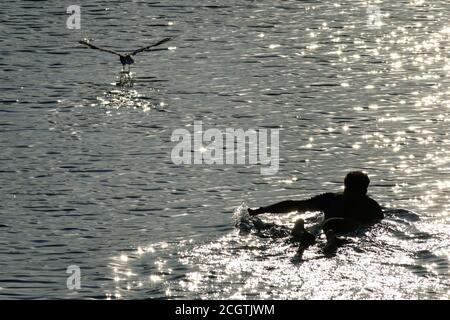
[365,196,384,219]
[309,192,340,202]
[307,192,341,210]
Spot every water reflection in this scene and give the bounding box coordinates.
[2,0,450,299]
[107,205,449,299]
[96,72,165,112]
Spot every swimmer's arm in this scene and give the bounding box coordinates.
[248,199,319,216]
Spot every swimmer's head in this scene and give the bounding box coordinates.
[344,171,370,196]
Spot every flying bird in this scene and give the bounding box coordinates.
[78,37,172,71]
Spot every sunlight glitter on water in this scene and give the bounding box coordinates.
[104,205,449,299]
[2,0,450,300]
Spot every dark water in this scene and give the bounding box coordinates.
[0,0,449,299]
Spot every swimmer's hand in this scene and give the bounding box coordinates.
[248,207,265,216]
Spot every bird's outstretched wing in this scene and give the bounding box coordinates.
[79,39,123,57]
[130,37,173,56]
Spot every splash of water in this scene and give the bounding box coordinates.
[116,71,133,88]
[106,206,448,299]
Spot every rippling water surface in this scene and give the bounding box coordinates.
[0,0,449,299]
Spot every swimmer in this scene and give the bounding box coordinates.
[248,171,383,254]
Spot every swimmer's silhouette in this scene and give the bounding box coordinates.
[78,37,172,72]
[248,171,383,254]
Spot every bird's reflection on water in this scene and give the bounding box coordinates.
[116,71,134,88]
[95,71,167,112]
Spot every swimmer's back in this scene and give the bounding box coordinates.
[307,192,383,223]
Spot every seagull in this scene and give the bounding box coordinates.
[78,37,172,72]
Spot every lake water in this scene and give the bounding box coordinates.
[0,0,449,299]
